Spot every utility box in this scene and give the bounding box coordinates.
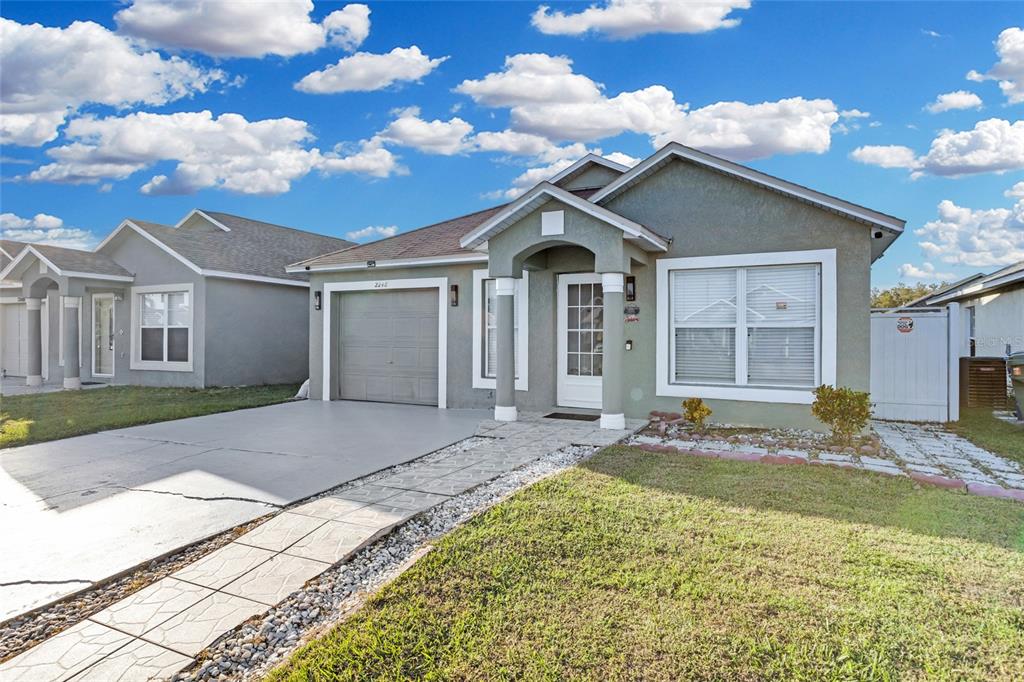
[959,356,1010,409]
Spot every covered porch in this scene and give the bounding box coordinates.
[460,182,669,429]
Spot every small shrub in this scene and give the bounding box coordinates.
[811,384,871,444]
[682,397,713,432]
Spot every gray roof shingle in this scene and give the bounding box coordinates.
[125,211,355,281]
[2,239,131,277]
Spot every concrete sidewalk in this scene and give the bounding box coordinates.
[0,400,487,621]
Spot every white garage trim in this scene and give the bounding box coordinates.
[322,277,448,408]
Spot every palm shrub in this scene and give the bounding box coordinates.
[811,384,871,445]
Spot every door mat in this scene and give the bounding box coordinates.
[543,412,600,422]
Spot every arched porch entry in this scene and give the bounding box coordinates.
[460,182,669,429]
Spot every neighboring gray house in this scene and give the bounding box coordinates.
[0,210,352,389]
[914,261,1024,358]
[290,143,906,430]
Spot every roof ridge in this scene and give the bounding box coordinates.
[201,210,353,244]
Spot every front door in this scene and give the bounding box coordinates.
[557,273,603,409]
[93,294,115,377]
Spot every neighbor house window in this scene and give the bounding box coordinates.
[472,270,529,390]
[131,284,193,370]
[656,250,836,404]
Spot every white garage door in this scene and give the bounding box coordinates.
[1,302,27,377]
[338,289,439,406]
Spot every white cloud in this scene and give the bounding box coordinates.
[345,225,398,242]
[295,46,447,94]
[1006,181,1024,198]
[0,212,97,249]
[376,107,473,155]
[922,29,944,39]
[850,145,919,169]
[486,146,639,200]
[840,109,871,119]
[925,90,983,113]
[914,197,1024,268]
[851,119,1024,177]
[604,151,640,167]
[0,17,223,146]
[967,27,1024,104]
[652,97,840,160]
[897,262,955,281]
[115,0,370,57]
[317,138,406,179]
[531,0,750,38]
[25,110,404,195]
[457,53,843,160]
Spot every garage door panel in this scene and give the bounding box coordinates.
[338,289,439,406]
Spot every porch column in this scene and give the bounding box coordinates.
[62,296,81,390]
[494,277,517,422]
[600,272,625,430]
[25,298,43,387]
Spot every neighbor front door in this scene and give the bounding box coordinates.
[556,273,603,409]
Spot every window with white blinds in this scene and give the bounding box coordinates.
[483,278,518,379]
[670,263,820,388]
[472,270,528,390]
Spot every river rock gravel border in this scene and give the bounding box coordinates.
[171,442,599,682]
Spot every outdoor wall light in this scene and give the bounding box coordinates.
[625,339,633,351]
[625,276,636,301]
[314,290,322,311]
[450,284,459,307]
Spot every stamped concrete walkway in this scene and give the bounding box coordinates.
[0,413,639,682]
[0,401,486,621]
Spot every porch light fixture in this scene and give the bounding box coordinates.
[314,290,322,311]
[450,284,459,307]
[625,276,636,302]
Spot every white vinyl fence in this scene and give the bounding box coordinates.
[870,304,959,422]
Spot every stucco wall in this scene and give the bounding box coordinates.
[561,165,621,191]
[99,230,207,388]
[959,285,1024,357]
[204,278,311,386]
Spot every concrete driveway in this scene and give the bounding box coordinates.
[0,400,487,621]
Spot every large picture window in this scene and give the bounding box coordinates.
[131,284,193,370]
[657,250,836,404]
[472,270,529,390]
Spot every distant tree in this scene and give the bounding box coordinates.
[870,282,947,308]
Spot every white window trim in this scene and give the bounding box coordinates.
[321,277,448,408]
[656,249,837,404]
[471,270,529,391]
[130,283,195,372]
[91,293,115,378]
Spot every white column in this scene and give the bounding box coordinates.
[25,297,43,387]
[599,273,626,430]
[62,296,82,390]
[494,277,518,422]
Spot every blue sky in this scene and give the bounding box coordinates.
[1,1,1022,287]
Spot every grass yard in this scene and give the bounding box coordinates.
[271,446,1024,682]
[948,407,1024,468]
[0,384,299,448]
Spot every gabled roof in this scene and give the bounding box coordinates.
[97,210,354,285]
[590,142,907,233]
[548,154,629,188]
[905,273,984,307]
[460,182,669,252]
[289,205,505,272]
[0,240,28,260]
[0,241,133,282]
[923,260,1024,304]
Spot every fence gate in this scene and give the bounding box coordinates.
[870,305,959,422]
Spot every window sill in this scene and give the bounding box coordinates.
[656,382,815,405]
[130,360,194,373]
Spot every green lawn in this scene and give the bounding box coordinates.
[948,408,1024,468]
[270,447,1024,682]
[0,384,299,448]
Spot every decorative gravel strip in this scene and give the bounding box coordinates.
[171,443,599,682]
[0,515,272,664]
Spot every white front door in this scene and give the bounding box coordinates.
[93,294,115,377]
[557,273,604,409]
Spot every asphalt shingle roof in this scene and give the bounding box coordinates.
[2,239,131,277]
[126,211,355,281]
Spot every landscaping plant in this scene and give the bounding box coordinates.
[811,384,871,445]
[682,397,713,432]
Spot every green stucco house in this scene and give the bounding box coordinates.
[290,143,905,430]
